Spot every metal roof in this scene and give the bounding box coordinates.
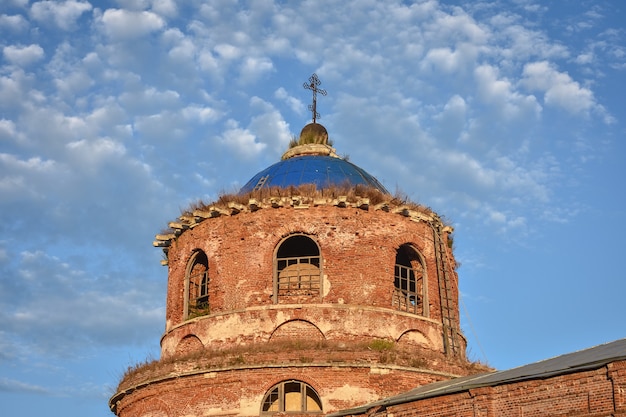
[329,338,626,416]
[239,155,390,194]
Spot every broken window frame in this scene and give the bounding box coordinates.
[392,244,428,316]
[184,250,210,319]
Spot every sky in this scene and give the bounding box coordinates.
[0,0,624,416]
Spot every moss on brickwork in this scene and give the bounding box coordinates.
[117,339,491,393]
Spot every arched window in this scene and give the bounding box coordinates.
[185,250,210,319]
[393,244,427,316]
[274,235,321,302]
[261,380,322,414]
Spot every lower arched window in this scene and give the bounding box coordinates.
[393,244,427,316]
[261,380,322,414]
[185,250,210,319]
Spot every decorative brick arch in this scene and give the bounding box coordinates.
[269,319,325,342]
[175,334,204,356]
[388,230,430,257]
[397,329,431,348]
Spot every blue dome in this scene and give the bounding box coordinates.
[240,154,389,194]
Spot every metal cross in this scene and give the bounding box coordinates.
[303,73,327,123]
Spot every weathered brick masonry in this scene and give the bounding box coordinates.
[111,197,477,417]
[111,121,623,417]
[162,205,461,354]
[110,122,479,416]
[333,352,626,417]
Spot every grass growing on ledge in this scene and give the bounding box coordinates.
[157,184,445,239]
[368,339,396,351]
[179,184,434,221]
[116,339,492,392]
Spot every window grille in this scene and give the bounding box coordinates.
[188,269,209,315]
[393,245,424,315]
[186,251,210,318]
[277,256,321,296]
[274,235,321,302]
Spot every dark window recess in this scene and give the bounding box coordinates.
[187,251,210,318]
[275,236,321,299]
[393,244,424,315]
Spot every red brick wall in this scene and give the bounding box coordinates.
[351,360,626,417]
[114,364,460,417]
[163,205,461,353]
[112,203,472,417]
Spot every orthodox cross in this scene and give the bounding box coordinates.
[303,73,327,123]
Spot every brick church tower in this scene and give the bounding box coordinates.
[110,76,482,417]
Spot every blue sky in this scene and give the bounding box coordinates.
[0,0,625,416]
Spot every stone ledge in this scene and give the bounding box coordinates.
[281,143,339,160]
[154,198,444,257]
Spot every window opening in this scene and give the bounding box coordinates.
[186,251,210,318]
[261,380,322,414]
[275,235,321,300]
[393,245,424,315]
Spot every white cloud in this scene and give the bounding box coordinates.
[249,96,291,153]
[219,119,266,160]
[240,56,274,83]
[182,105,221,124]
[274,87,304,115]
[0,14,29,32]
[263,35,291,54]
[0,153,61,202]
[0,377,49,394]
[0,71,30,111]
[54,70,93,97]
[474,64,541,120]
[166,33,196,62]
[439,150,497,190]
[433,94,467,143]
[575,52,594,65]
[119,87,180,113]
[494,24,569,65]
[133,110,186,142]
[85,101,129,133]
[484,206,528,234]
[214,43,242,60]
[521,61,596,115]
[1,249,164,355]
[198,49,220,73]
[422,47,459,73]
[99,8,165,40]
[421,43,480,74]
[425,9,488,45]
[30,0,92,31]
[0,119,20,142]
[3,44,45,67]
[151,0,177,17]
[64,138,131,176]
